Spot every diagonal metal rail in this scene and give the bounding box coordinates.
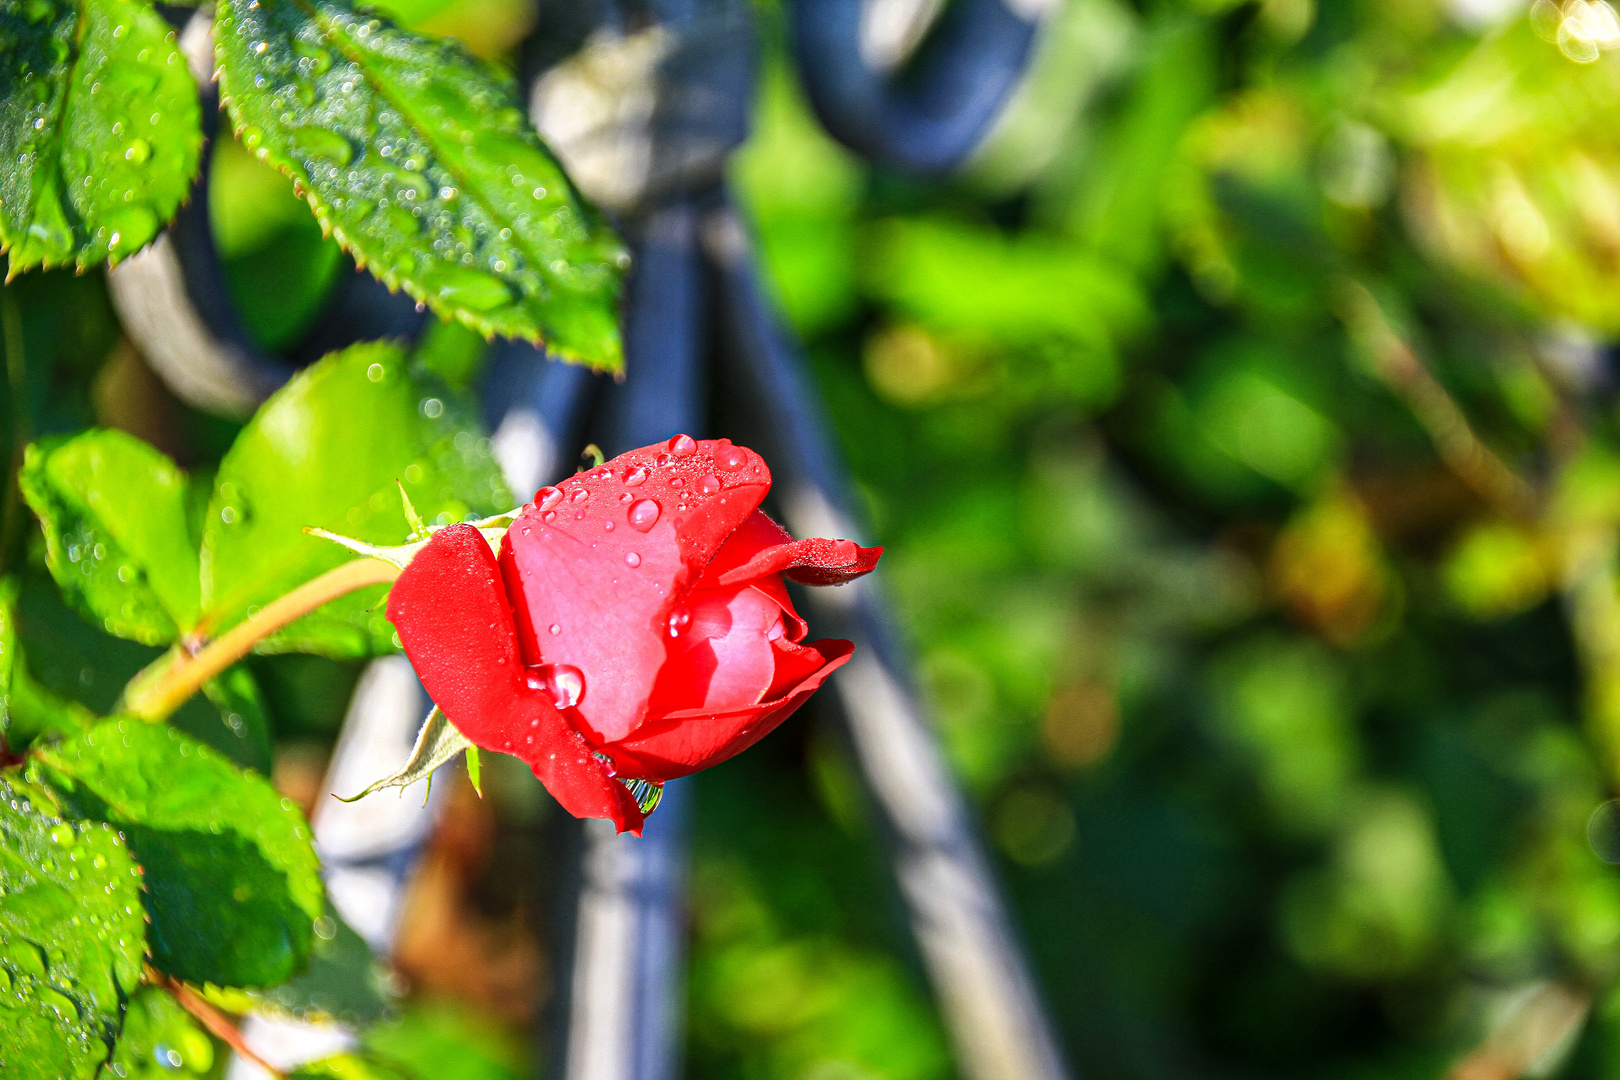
[710,203,1074,1080]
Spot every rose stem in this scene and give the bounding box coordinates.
[123,557,401,722]
[148,965,285,1078]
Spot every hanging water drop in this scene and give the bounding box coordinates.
[621,777,664,815]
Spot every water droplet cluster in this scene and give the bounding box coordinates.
[506,437,769,677]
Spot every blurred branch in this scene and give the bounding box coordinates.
[1336,278,1539,523]
[149,964,285,1079]
[122,557,401,722]
[1445,982,1589,1080]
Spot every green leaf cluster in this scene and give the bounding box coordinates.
[18,339,510,664]
[0,0,625,363]
[0,718,328,1078]
[0,337,511,1073]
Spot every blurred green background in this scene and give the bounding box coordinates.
[720,1,1620,1077]
[24,0,1620,1077]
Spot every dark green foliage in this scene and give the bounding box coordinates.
[248,904,393,1025]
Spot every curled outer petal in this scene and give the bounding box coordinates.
[601,639,855,782]
[499,438,771,744]
[386,524,644,833]
[713,532,882,588]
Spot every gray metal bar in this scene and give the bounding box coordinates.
[708,203,1074,1080]
[550,198,708,1080]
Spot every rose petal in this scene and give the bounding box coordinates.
[649,583,782,716]
[697,510,793,584]
[600,639,854,781]
[750,573,807,643]
[714,536,883,588]
[500,438,770,743]
[766,636,831,700]
[387,524,644,833]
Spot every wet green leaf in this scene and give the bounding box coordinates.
[200,341,512,658]
[20,430,202,646]
[103,986,214,1078]
[31,718,324,989]
[214,0,625,366]
[0,777,144,1080]
[0,0,200,273]
[6,647,99,752]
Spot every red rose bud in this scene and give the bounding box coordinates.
[386,436,881,835]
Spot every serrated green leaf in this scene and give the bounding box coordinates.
[0,776,144,1080]
[340,705,471,801]
[214,0,625,367]
[102,986,214,1079]
[0,0,200,273]
[31,718,325,989]
[200,340,513,658]
[20,429,202,645]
